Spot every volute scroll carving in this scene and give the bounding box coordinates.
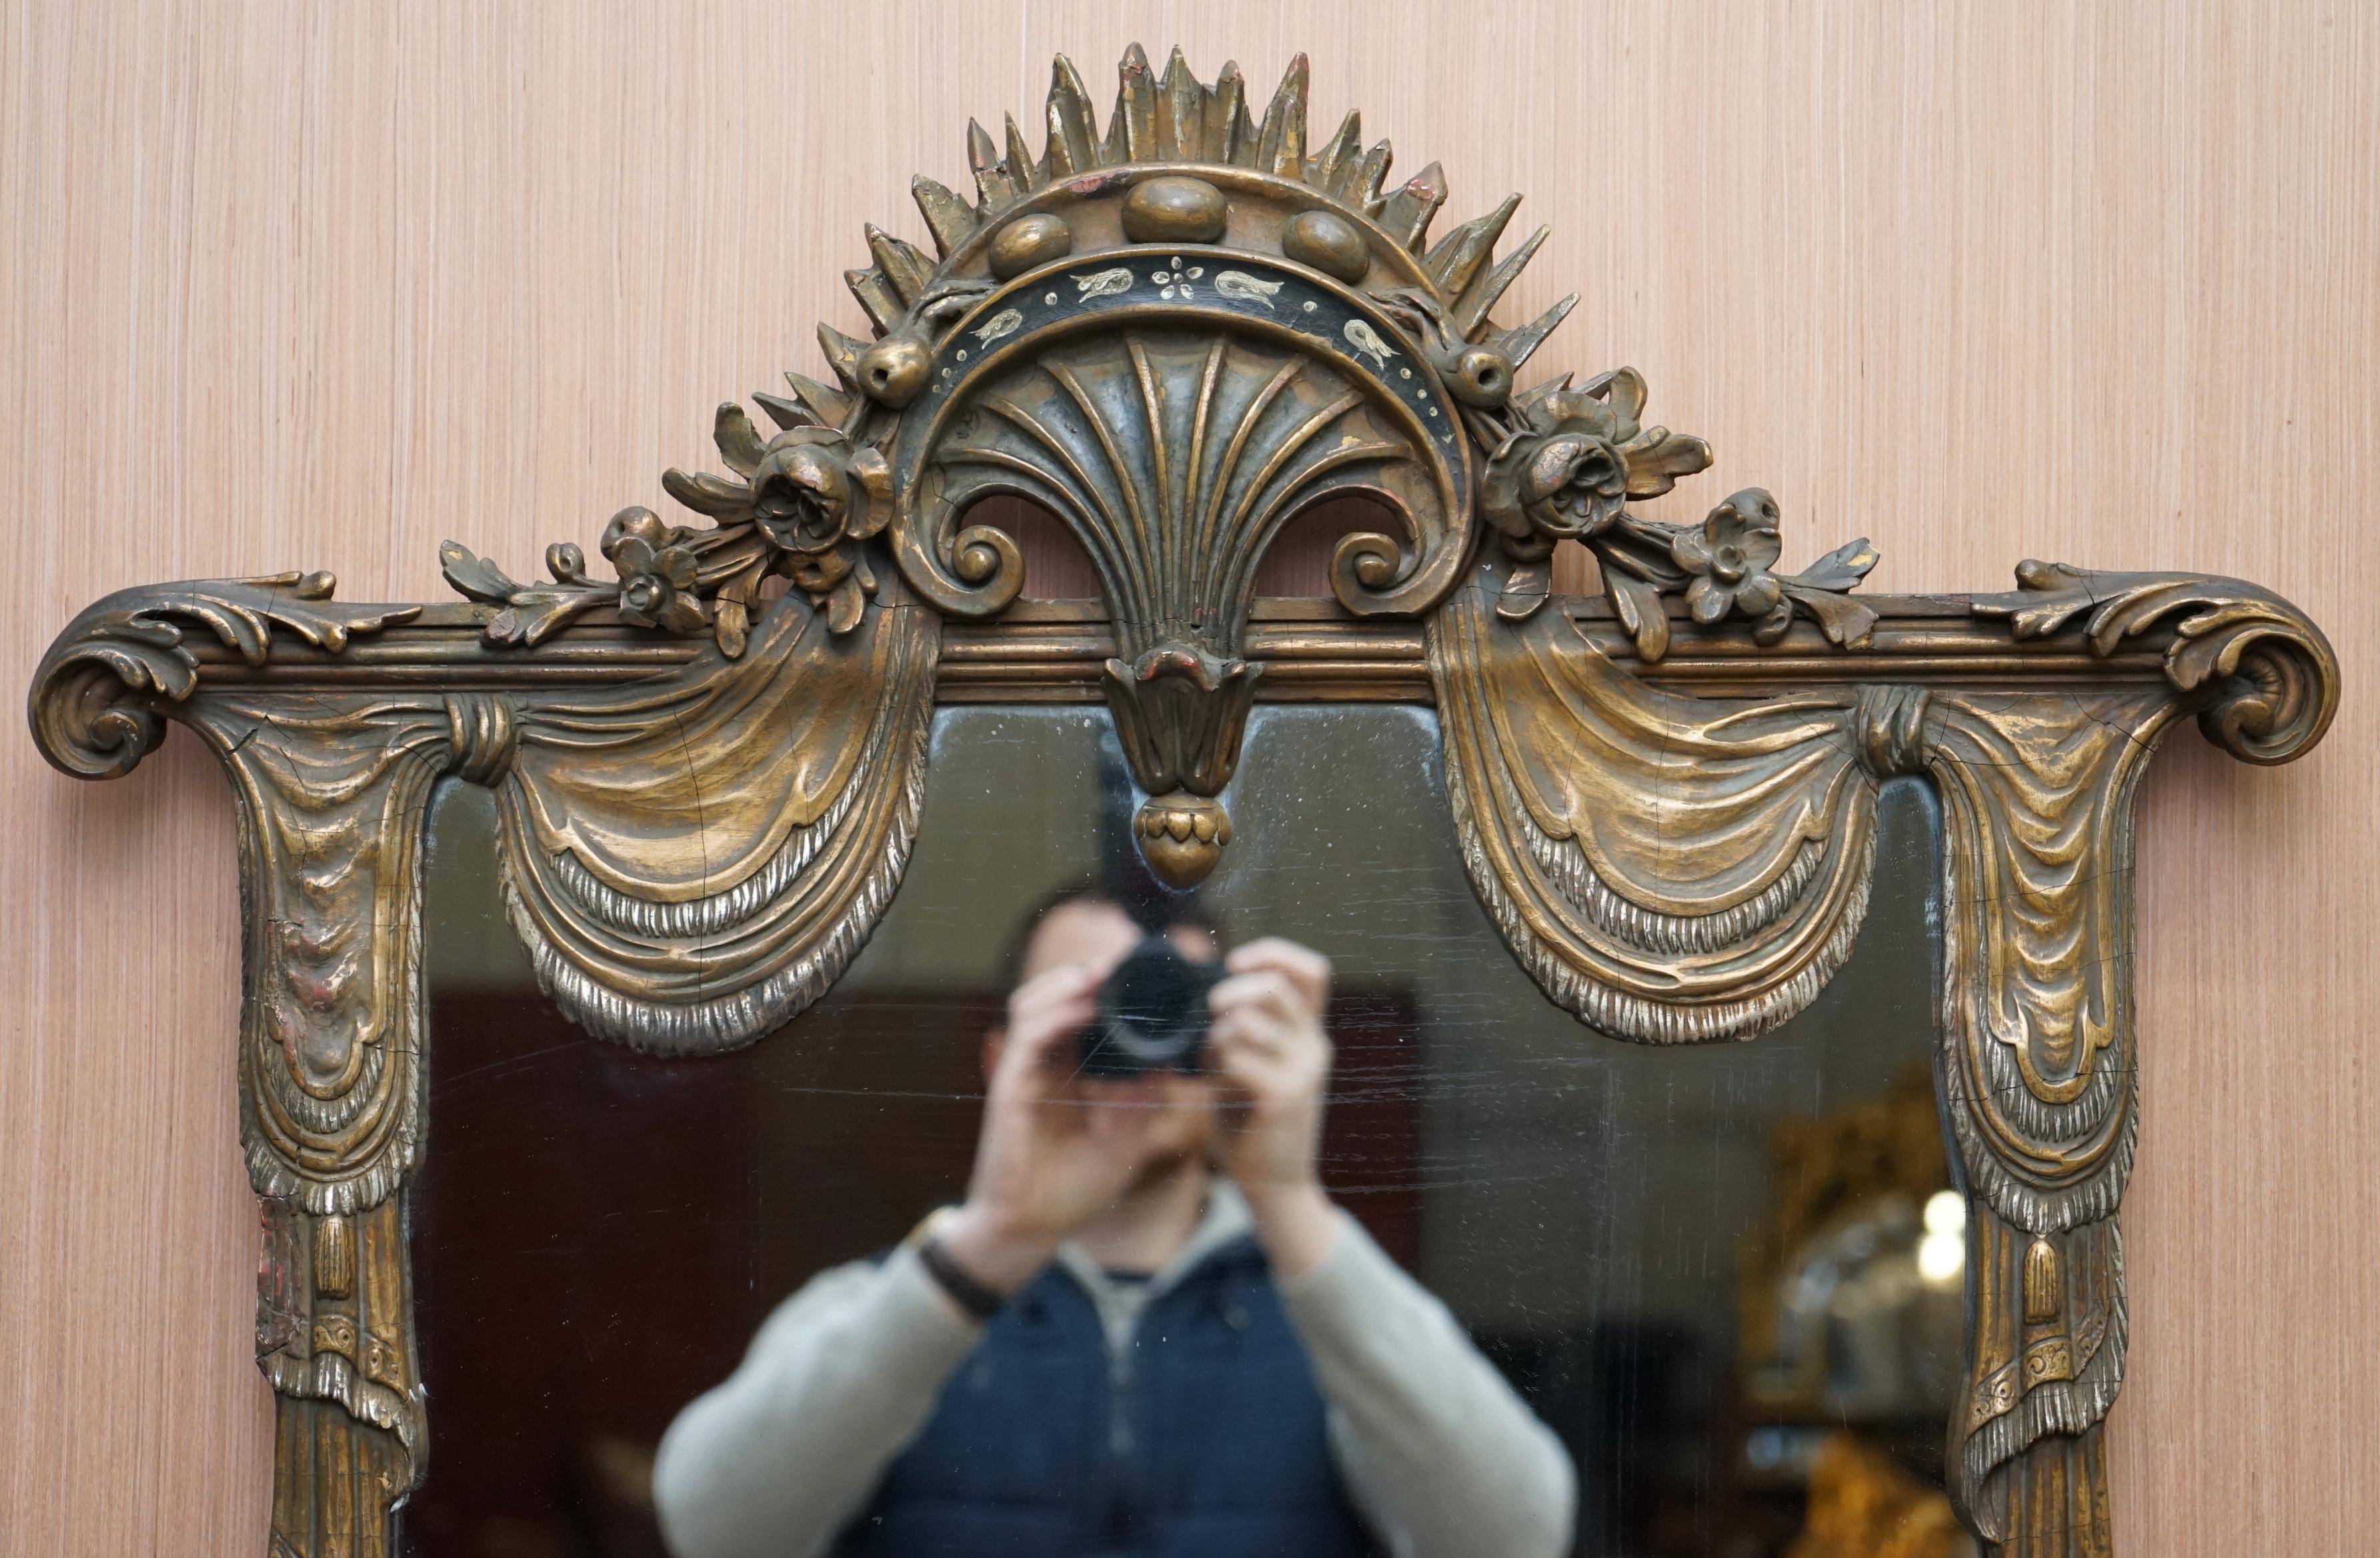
[23,43,2343,1558]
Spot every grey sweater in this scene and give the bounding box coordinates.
[652,1185,1576,1558]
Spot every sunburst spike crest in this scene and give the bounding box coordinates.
[1496,293,1580,371]
[1254,53,1310,177]
[1312,111,1362,193]
[1210,61,1252,163]
[1454,222,1550,336]
[1046,55,1100,177]
[1424,193,1522,297]
[911,177,976,257]
[782,370,852,427]
[1114,43,1160,161]
[815,325,866,392]
[752,391,810,433]
[1354,141,1395,211]
[1003,114,1042,193]
[844,52,1590,461]
[1100,98,1128,165]
[868,226,934,303]
[1378,161,1448,249]
[1158,46,1203,157]
[966,119,1015,211]
[844,268,905,335]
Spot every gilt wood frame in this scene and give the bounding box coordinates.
[27,47,2337,1558]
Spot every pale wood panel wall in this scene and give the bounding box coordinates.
[2,2,2371,1551]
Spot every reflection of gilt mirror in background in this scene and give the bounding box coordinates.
[409,704,1965,1558]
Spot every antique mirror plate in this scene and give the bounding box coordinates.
[407,707,1953,1554]
[28,45,2337,1558]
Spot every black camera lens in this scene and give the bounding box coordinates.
[1082,935,1223,1077]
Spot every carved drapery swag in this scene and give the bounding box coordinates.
[495,591,938,1054]
[27,47,2339,1558]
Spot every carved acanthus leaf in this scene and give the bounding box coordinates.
[1973,559,2339,763]
[27,574,419,780]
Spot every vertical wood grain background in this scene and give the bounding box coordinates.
[2,3,2371,1551]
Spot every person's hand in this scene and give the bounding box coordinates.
[1206,937,1342,1279]
[936,961,1172,1296]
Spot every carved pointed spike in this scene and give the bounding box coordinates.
[1378,159,1448,249]
[783,369,852,427]
[968,121,1014,209]
[912,177,976,257]
[892,233,937,295]
[1495,292,1579,371]
[1425,192,1523,297]
[1158,45,1203,159]
[974,163,1018,211]
[1455,223,1550,336]
[1114,42,1159,161]
[1211,61,1250,163]
[1004,114,1042,192]
[1044,99,1080,178]
[844,267,906,335]
[856,225,900,298]
[1046,55,1099,176]
[714,401,768,474]
[1100,98,1128,166]
[752,391,810,432]
[815,325,866,392]
[1229,98,1258,166]
[866,225,932,305]
[1255,53,1309,178]
[1355,141,1394,213]
[1314,111,1362,194]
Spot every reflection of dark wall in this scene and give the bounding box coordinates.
[405,989,997,1557]
[406,984,1419,1558]
[407,997,758,1557]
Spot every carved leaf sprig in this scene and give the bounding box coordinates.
[1585,491,1878,662]
[442,398,895,656]
[67,572,420,697]
[1458,363,1878,661]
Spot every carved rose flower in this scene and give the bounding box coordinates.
[1670,489,1786,624]
[600,507,708,635]
[1481,367,1712,547]
[748,428,892,557]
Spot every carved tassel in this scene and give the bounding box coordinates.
[313,1211,356,1300]
[2023,1236,2062,1324]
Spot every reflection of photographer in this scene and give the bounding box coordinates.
[652,887,1575,1558]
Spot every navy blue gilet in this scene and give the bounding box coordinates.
[830,1233,1385,1558]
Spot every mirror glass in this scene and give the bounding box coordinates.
[407,703,1965,1558]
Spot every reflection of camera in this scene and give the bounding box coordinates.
[1082,935,1223,1077]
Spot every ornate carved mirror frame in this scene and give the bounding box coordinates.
[27,47,2338,1558]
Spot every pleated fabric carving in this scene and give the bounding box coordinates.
[491,593,939,1054]
[1428,565,1925,1044]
